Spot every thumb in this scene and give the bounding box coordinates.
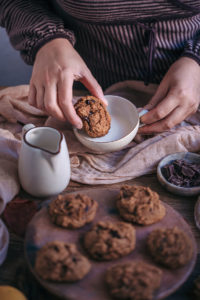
[144,80,168,111]
[80,70,108,106]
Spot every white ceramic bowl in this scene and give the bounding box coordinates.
[73,95,147,153]
[157,152,200,197]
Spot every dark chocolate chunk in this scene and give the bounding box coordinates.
[161,159,200,187]
[83,116,90,123]
[110,229,121,238]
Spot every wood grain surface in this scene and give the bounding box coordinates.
[0,175,200,300]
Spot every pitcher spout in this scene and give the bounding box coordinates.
[23,126,63,154]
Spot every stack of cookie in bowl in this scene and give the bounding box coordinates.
[30,185,195,300]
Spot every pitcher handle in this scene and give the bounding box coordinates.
[22,124,35,136]
[138,109,148,128]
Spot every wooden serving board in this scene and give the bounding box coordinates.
[24,188,197,300]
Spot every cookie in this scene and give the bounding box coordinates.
[117,185,166,225]
[35,241,91,282]
[74,95,111,137]
[84,221,136,260]
[48,193,98,229]
[106,261,162,300]
[147,226,193,268]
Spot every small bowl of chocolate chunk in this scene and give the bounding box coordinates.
[157,152,200,196]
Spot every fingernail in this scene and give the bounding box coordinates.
[76,122,83,129]
[101,95,108,105]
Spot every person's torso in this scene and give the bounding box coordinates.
[52,0,200,23]
[51,0,200,88]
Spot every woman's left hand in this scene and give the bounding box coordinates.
[138,57,200,134]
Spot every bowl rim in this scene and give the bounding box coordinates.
[157,151,200,191]
[73,95,139,145]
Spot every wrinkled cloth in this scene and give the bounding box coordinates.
[0,82,200,206]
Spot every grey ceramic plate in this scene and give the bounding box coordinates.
[157,152,200,197]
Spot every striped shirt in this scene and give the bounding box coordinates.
[0,0,200,88]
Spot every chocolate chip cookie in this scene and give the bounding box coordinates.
[48,193,98,229]
[147,226,194,269]
[74,95,111,137]
[35,241,91,282]
[106,261,162,300]
[117,185,166,225]
[84,221,136,260]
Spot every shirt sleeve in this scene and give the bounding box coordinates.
[0,0,76,65]
[182,32,200,65]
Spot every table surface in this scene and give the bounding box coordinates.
[0,175,199,300]
[0,86,199,299]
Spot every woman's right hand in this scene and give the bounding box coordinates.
[28,38,106,128]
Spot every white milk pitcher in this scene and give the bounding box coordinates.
[18,124,71,197]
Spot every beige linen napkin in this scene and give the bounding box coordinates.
[0,128,20,265]
[0,129,21,214]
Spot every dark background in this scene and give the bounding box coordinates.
[0,27,32,86]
